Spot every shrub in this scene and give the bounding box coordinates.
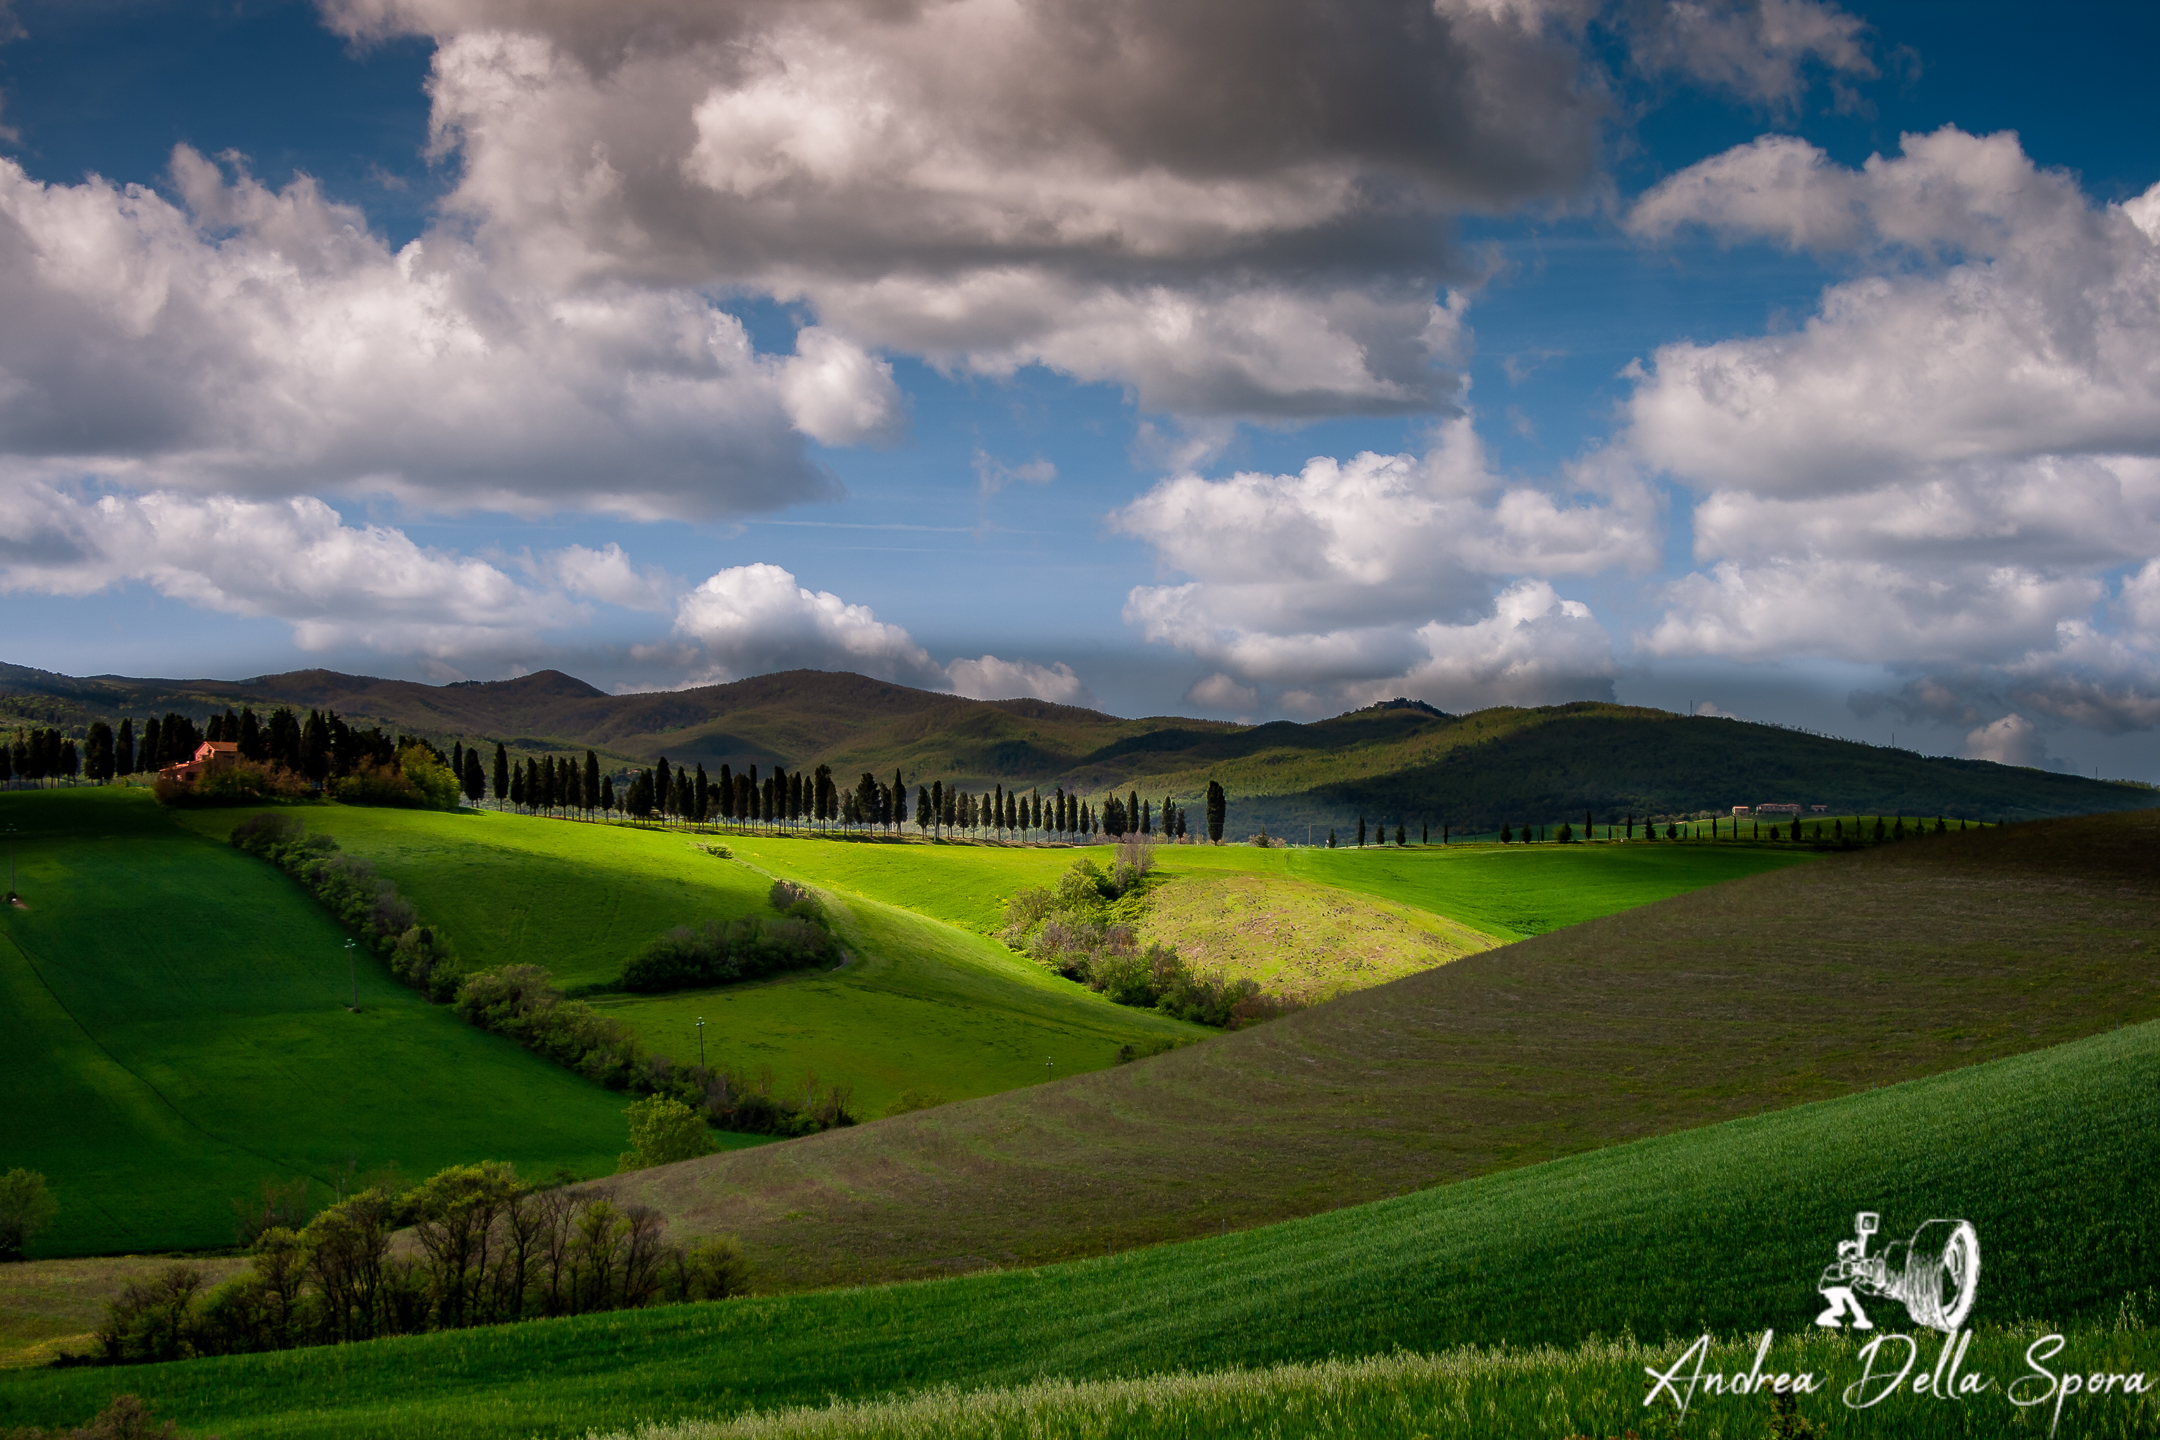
[768,879,819,921]
[617,1095,714,1172]
[881,1088,948,1116]
[618,915,839,994]
[0,1167,58,1260]
[663,1237,752,1302]
[2,1392,199,1438]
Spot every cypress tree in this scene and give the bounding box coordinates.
[1327,827,1335,848]
[1127,790,1140,837]
[893,770,908,828]
[1205,779,1226,843]
[930,780,945,835]
[141,716,162,772]
[452,742,464,782]
[1501,822,1513,844]
[601,774,615,813]
[917,785,931,834]
[718,764,735,822]
[116,718,135,776]
[510,761,526,809]
[1395,823,1405,847]
[1141,799,1152,834]
[85,722,114,782]
[493,743,510,804]
[1356,817,1366,847]
[463,749,485,803]
[589,752,604,816]
[656,758,672,812]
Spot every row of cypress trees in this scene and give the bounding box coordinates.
[462,742,1222,847]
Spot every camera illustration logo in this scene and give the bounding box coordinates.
[1816,1210,1981,1335]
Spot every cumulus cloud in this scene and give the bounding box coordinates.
[0,480,580,654]
[536,543,680,612]
[1626,128,2160,498]
[0,149,876,518]
[1112,417,1646,708]
[667,562,942,687]
[1184,673,1260,715]
[944,654,1091,706]
[1625,0,1875,111]
[1963,712,2047,769]
[1627,128,2160,727]
[309,0,1617,418]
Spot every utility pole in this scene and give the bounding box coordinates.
[344,938,358,1011]
[696,1016,707,1068]
[1045,1057,1054,1082]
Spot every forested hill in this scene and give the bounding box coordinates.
[2,662,2149,825]
[1227,706,2154,835]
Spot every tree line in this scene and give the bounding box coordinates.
[228,814,859,1136]
[476,743,1211,852]
[93,1160,750,1366]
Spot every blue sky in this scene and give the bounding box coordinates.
[3,0,2158,779]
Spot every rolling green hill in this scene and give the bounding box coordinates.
[593,806,2160,1292]
[6,663,2148,831]
[0,789,678,1258]
[170,804,1204,1119]
[2,1015,2151,1439]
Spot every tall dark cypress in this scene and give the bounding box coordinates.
[930,779,944,835]
[463,749,485,803]
[141,716,162,772]
[1204,780,1226,844]
[1356,817,1367,847]
[655,757,672,813]
[893,770,907,828]
[452,742,465,783]
[116,718,136,776]
[718,764,735,822]
[239,709,263,761]
[493,743,510,804]
[510,760,525,809]
[694,763,709,821]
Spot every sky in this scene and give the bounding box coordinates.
[3,0,2158,780]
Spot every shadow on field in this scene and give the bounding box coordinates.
[603,807,2160,1290]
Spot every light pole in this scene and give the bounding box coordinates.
[695,1016,707,1068]
[344,938,358,1011]
[1045,1056,1054,1082]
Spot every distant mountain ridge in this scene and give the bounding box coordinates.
[2,660,2149,828]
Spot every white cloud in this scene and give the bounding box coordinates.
[1626,0,1875,111]
[538,543,679,612]
[971,450,1057,499]
[777,327,904,446]
[1627,129,2160,722]
[1112,417,1646,706]
[944,655,1091,706]
[316,0,1612,418]
[0,481,579,654]
[1964,712,2046,769]
[1643,558,2102,664]
[668,562,941,687]
[0,149,863,519]
[1185,673,1259,714]
[1626,129,2160,498]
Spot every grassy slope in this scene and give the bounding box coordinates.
[2,1017,2151,1439]
[590,808,2160,1291]
[170,806,1200,1118]
[0,790,649,1257]
[724,831,1815,942]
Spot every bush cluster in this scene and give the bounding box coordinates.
[1002,856,1299,1030]
[620,915,837,992]
[326,746,462,810]
[93,1163,751,1366]
[152,758,311,808]
[230,814,461,1000]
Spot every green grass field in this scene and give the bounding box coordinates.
[169,804,1202,1119]
[0,789,700,1259]
[717,827,1817,941]
[591,808,2160,1292]
[3,1016,2151,1439]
